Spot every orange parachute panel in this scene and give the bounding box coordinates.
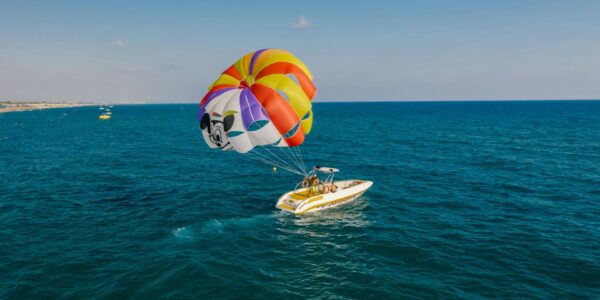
[251,83,304,146]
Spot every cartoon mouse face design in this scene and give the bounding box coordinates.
[200,112,235,150]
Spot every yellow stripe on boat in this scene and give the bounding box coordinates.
[297,191,363,215]
[305,195,324,204]
[289,193,311,201]
[276,203,295,211]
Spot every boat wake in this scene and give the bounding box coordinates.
[172,213,281,240]
[172,226,194,240]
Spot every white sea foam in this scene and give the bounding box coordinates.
[172,226,193,240]
[198,214,276,234]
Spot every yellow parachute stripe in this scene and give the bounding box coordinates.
[255,74,312,121]
[209,74,240,90]
[252,49,290,71]
[234,58,246,78]
[234,53,252,79]
[242,54,253,73]
[253,52,313,80]
[301,110,313,134]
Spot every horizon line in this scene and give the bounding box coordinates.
[2,98,600,105]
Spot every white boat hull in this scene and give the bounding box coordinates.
[276,180,373,215]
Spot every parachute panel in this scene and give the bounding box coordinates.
[301,110,313,134]
[255,62,316,99]
[250,84,305,146]
[254,74,312,124]
[253,52,313,80]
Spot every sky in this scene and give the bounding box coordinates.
[1,0,599,103]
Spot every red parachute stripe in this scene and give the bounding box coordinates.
[255,62,316,100]
[222,64,242,80]
[200,84,236,106]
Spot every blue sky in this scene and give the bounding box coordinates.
[1,0,599,102]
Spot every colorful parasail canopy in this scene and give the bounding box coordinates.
[198,49,316,154]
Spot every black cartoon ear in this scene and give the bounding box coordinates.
[223,114,234,132]
[200,113,211,132]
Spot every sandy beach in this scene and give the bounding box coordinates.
[0,102,95,113]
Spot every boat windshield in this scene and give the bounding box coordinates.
[295,166,339,194]
[314,166,339,173]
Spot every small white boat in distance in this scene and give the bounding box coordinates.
[276,166,373,215]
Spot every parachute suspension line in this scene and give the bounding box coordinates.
[299,143,312,171]
[277,146,306,175]
[259,146,303,174]
[284,145,306,175]
[284,146,305,175]
[299,147,307,173]
[292,146,307,174]
[249,146,306,176]
[279,147,306,176]
[293,147,307,175]
[242,151,305,176]
[244,154,301,176]
[249,148,293,172]
[260,146,292,169]
[293,146,307,174]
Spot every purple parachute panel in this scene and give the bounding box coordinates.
[240,89,270,131]
[248,48,268,75]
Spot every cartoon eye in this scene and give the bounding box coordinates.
[200,113,211,132]
[223,114,234,132]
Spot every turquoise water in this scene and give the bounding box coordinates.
[1,101,599,299]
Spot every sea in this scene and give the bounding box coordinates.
[1,101,599,299]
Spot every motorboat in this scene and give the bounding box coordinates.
[99,105,112,119]
[276,166,373,215]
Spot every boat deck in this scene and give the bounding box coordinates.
[289,190,311,200]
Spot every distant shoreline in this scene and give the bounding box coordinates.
[0,102,97,113]
[1,99,599,111]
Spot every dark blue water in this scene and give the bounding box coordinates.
[1,101,599,299]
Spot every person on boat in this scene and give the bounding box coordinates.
[309,175,319,195]
[330,183,337,193]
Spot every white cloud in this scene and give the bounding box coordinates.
[291,16,311,30]
[109,39,125,48]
